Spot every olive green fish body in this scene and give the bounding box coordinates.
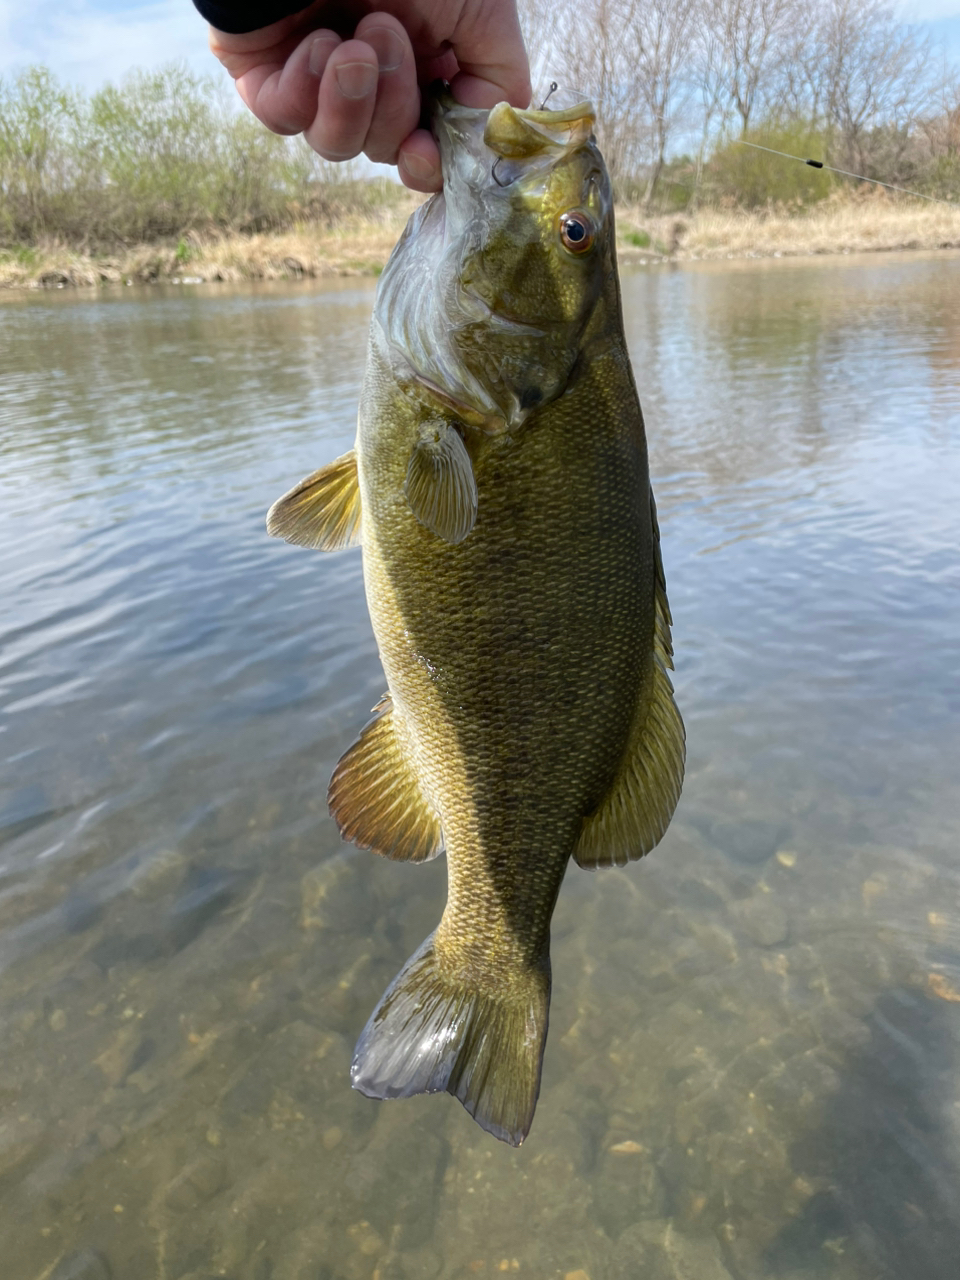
[267,93,684,1145]
[359,326,654,961]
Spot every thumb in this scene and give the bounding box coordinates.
[448,0,531,110]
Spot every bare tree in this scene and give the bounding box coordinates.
[690,0,736,206]
[699,0,800,135]
[633,0,698,203]
[821,0,938,176]
[516,0,564,104]
[928,74,960,164]
[555,0,651,191]
[525,0,958,203]
[774,0,832,128]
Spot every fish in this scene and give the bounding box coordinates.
[266,88,685,1146]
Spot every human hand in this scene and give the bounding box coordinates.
[208,1,531,193]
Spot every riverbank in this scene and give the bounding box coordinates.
[2,195,959,289]
[625,197,960,264]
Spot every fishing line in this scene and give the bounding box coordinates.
[735,139,960,208]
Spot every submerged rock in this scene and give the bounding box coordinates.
[711,819,788,866]
[49,1250,112,1280]
[128,848,188,899]
[165,1153,229,1212]
[300,852,375,934]
[734,897,790,947]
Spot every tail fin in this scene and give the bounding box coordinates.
[351,932,550,1146]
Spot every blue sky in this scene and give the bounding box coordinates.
[0,1,215,88]
[0,0,958,91]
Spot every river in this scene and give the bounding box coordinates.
[1,252,959,1280]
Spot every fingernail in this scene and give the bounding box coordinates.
[365,26,404,73]
[402,152,439,182]
[308,33,339,78]
[335,61,378,100]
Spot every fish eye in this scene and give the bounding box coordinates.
[559,211,596,255]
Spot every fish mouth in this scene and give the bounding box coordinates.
[429,83,595,177]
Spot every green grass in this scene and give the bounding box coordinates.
[623,230,670,254]
[0,245,39,266]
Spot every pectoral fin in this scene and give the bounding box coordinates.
[404,423,477,545]
[267,449,361,551]
[575,492,685,869]
[328,696,444,863]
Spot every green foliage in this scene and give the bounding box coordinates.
[0,66,82,239]
[0,63,401,249]
[925,154,960,202]
[707,122,835,208]
[621,227,670,254]
[0,244,38,265]
[651,156,699,212]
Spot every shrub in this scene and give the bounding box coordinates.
[707,121,835,209]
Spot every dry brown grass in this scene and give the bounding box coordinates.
[0,200,419,291]
[3,192,959,290]
[618,194,960,265]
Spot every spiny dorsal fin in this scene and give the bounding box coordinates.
[267,449,361,551]
[574,491,685,869]
[327,696,444,863]
[404,422,477,545]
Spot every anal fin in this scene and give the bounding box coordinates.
[267,449,361,551]
[328,696,444,862]
[575,492,685,869]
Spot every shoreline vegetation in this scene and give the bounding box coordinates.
[3,195,959,291]
[3,27,959,294]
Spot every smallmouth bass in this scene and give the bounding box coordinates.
[268,90,685,1145]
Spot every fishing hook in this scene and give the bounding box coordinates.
[539,82,559,110]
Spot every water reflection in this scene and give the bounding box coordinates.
[1,256,959,1279]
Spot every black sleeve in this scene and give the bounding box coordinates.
[191,1,312,34]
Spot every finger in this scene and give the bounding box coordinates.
[353,13,420,165]
[305,38,380,160]
[449,1,532,110]
[398,130,443,194]
[233,29,340,135]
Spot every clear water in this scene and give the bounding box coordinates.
[1,254,959,1280]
